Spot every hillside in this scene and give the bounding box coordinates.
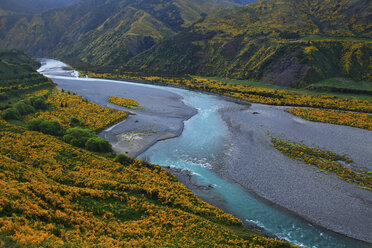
[0,0,77,14]
[0,0,238,67]
[219,0,257,4]
[125,0,372,86]
[1,0,370,87]
[0,119,297,247]
[0,49,54,108]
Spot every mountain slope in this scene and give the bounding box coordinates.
[0,0,77,14]
[125,0,372,86]
[1,0,370,87]
[0,49,54,107]
[0,0,238,66]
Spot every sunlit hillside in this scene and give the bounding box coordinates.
[126,0,372,86]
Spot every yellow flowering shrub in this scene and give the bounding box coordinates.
[25,89,50,97]
[0,120,298,247]
[271,135,372,190]
[287,108,372,130]
[27,89,128,132]
[108,96,139,109]
[87,72,372,113]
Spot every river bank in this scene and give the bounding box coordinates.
[218,103,372,243]
[39,59,197,158]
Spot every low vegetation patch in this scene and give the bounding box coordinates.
[27,89,128,132]
[88,72,372,113]
[1,94,48,121]
[287,108,372,130]
[270,135,372,190]
[108,96,139,109]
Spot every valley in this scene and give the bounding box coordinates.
[0,0,371,247]
[42,59,372,247]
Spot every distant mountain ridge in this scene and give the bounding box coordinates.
[0,0,77,14]
[124,0,372,86]
[0,0,238,65]
[0,0,371,86]
[221,0,257,4]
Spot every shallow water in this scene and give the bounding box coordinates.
[39,59,371,248]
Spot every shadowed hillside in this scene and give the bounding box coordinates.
[0,49,54,108]
[0,0,238,66]
[0,0,77,14]
[0,0,370,87]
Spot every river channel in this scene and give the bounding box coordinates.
[39,59,371,248]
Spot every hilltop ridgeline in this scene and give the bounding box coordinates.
[0,0,371,86]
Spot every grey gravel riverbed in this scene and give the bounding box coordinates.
[44,77,196,157]
[219,103,372,243]
[38,59,197,157]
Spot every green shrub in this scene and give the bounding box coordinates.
[26,118,45,131]
[115,153,134,165]
[63,127,95,148]
[29,96,47,110]
[39,120,64,136]
[14,101,35,115]
[70,117,81,127]
[85,137,112,153]
[1,108,20,120]
[0,94,8,101]
[26,118,64,136]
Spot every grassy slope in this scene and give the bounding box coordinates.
[0,49,54,108]
[197,76,372,100]
[125,0,372,87]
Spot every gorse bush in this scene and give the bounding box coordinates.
[108,96,139,109]
[27,90,127,131]
[0,119,297,247]
[88,73,372,113]
[271,135,372,190]
[287,108,372,130]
